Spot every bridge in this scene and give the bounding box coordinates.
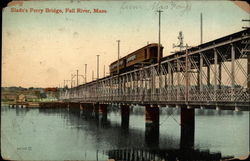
[60,29,250,109]
[57,29,250,149]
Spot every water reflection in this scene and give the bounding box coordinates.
[38,106,227,161]
[106,148,227,161]
[145,122,159,148]
[16,106,30,116]
[2,105,247,160]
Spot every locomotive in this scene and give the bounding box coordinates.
[109,43,163,75]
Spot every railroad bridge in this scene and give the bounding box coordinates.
[58,29,250,148]
[60,29,250,109]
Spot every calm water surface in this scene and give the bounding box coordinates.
[1,106,249,160]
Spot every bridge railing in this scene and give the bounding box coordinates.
[59,85,249,105]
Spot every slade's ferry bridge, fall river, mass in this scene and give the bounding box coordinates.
[39,28,250,151]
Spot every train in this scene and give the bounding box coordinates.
[109,43,163,75]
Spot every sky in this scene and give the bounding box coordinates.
[2,0,249,88]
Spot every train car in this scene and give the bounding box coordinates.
[126,43,163,68]
[109,58,126,75]
[109,43,163,75]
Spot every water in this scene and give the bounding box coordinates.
[1,105,249,160]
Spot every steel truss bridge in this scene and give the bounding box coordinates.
[60,29,250,110]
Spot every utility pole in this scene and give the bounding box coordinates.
[117,40,120,75]
[76,69,79,86]
[71,74,73,88]
[104,65,105,77]
[185,44,191,103]
[64,80,69,88]
[200,13,203,44]
[96,55,100,80]
[85,64,87,83]
[157,10,163,72]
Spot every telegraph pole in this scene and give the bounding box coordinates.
[71,74,73,88]
[185,44,191,103]
[96,55,100,80]
[157,10,163,72]
[76,69,79,86]
[117,40,120,75]
[85,64,87,83]
[200,13,203,44]
[104,65,105,77]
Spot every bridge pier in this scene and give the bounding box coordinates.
[145,105,159,148]
[180,106,195,149]
[68,102,80,113]
[94,103,99,120]
[93,103,108,122]
[99,104,108,122]
[80,103,85,110]
[121,105,130,129]
[80,103,93,119]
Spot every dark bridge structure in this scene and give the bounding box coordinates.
[58,29,250,155]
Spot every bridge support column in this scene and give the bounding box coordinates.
[177,57,180,101]
[93,103,108,123]
[248,53,250,90]
[68,102,80,113]
[180,106,195,149]
[145,105,159,148]
[199,53,203,91]
[121,105,130,129]
[99,104,108,122]
[207,65,210,86]
[168,62,172,101]
[94,103,99,120]
[214,49,218,101]
[80,103,93,119]
[231,44,235,101]
[80,103,85,110]
[218,63,222,89]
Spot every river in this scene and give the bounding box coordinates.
[1,105,249,160]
